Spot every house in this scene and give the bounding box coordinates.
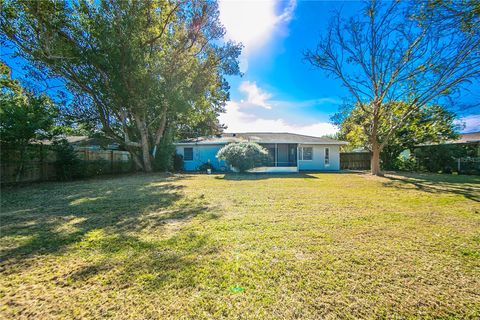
[441,132,480,156]
[174,132,347,172]
[415,131,480,156]
[41,136,121,150]
[63,136,121,151]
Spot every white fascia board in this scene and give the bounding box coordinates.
[285,141,349,145]
[174,142,228,146]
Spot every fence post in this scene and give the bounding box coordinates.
[457,158,461,173]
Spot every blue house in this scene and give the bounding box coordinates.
[174,132,347,172]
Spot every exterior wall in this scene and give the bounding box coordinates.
[298,144,340,171]
[176,145,226,171]
[176,143,342,172]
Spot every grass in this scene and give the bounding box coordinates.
[1,172,479,319]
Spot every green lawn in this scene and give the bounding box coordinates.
[1,172,479,319]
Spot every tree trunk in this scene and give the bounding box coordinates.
[140,133,152,172]
[370,102,383,176]
[131,153,144,171]
[152,112,167,159]
[135,117,153,172]
[371,142,382,176]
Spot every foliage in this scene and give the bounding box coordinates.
[305,0,480,175]
[83,160,112,177]
[0,61,60,146]
[52,139,82,181]
[199,161,214,172]
[334,102,459,170]
[216,142,268,172]
[173,98,228,140]
[152,129,176,172]
[389,154,418,172]
[173,153,184,172]
[1,0,242,172]
[417,0,480,35]
[0,60,63,181]
[414,143,479,174]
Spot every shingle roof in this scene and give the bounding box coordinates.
[451,132,480,144]
[175,132,347,145]
[416,132,480,146]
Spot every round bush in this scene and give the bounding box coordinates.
[216,142,268,172]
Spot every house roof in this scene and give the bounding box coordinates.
[175,132,348,145]
[38,135,90,145]
[449,132,480,144]
[416,132,480,146]
[39,136,121,149]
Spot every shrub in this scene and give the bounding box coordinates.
[152,132,176,172]
[390,154,417,172]
[53,139,83,180]
[199,161,214,172]
[83,159,111,177]
[414,144,471,173]
[216,142,268,172]
[173,153,184,172]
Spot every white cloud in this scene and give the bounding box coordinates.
[456,114,480,133]
[239,81,272,109]
[219,101,338,137]
[219,0,296,71]
[217,1,336,136]
[219,81,338,137]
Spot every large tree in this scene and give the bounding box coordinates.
[1,0,241,172]
[0,61,59,146]
[305,0,480,175]
[333,102,458,169]
[0,60,61,181]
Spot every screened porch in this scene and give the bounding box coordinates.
[260,143,298,167]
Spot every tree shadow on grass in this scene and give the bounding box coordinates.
[216,172,319,180]
[382,172,480,202]
[63,231,214,291]
[0,173,219,278]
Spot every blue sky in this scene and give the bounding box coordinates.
[218,0,480,135]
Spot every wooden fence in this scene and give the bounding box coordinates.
[1,145,134,184]
[340,152,371,170]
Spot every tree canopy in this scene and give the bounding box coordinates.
[1,0,242,172]
[0,61,60,146]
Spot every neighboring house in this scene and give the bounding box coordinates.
[41,136,121,151]
[174,132,347,172]
[443,132,480,156]
[416,131,480,156]
[64,136,121,151]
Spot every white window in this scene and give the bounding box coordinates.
[325,147,330,165]
[299,147,313,161]
[184,147,193,161]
